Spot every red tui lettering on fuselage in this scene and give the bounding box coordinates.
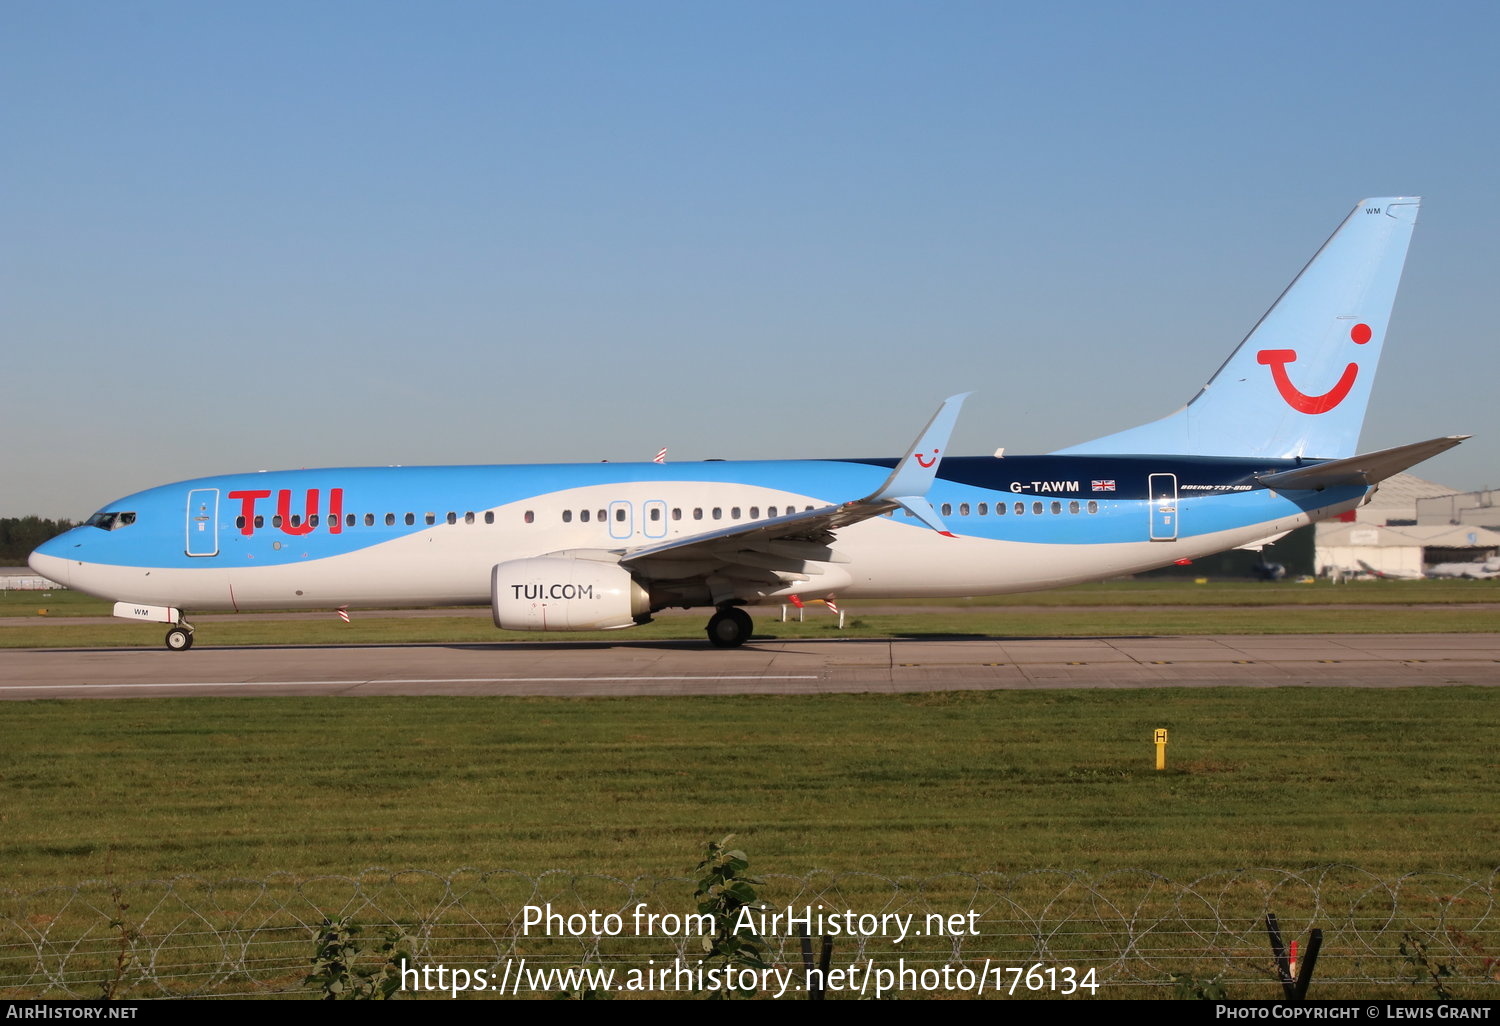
[227,488,344,537]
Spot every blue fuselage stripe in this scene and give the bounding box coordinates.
[36,454,1347,573]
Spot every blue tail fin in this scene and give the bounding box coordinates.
[1056,197,1420,459]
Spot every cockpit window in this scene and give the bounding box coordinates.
[85,511,137,531]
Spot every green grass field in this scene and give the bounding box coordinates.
[3,688,1497,1000]
[3,578,1496,885]
[2,580,1496,998]
[3,688,1495,887]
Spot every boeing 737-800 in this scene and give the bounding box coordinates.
[29,197,1465,650]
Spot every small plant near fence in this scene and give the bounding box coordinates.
[693,835,770,998]
[99,881,141,1001]
[305,915,417,1000]
[1170,971,1229,1000]
[1400,932,1456,1001]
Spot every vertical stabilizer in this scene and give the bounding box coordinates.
[1056,197,1420,459]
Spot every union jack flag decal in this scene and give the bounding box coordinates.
[1091,480,1116,492]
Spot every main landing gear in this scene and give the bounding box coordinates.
[705,606,752,648]
[165,623,195,651]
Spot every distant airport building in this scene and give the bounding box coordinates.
[1315,474,1500,578]
[0,566,62,590]
[1416,488,1500,529]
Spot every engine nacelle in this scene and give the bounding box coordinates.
[491,557,651,632]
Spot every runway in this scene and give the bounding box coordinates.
[3,633,1498,699]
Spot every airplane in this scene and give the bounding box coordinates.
[1426,559,1500,580]
[29,196,1468,651]
[1354,559,1425,580]
[1356,558,1500,581]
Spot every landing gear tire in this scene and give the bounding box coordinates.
[165,627,194,651]
[706,607,752,649]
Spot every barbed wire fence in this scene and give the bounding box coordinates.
[2,866,1496,999]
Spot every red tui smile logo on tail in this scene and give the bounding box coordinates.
[1257,323,1371,414]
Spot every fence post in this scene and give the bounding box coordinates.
[1267,913,1321,1001]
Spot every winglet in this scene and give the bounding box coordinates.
[620,393,972,570]
[866,392,970,535]
[870,393,970,501]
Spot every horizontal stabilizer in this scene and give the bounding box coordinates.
[1234,530,1291,551]
[1256,436,1468,491]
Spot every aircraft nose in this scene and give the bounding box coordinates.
[28,538,72,588]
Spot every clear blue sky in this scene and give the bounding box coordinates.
[5,0,1496,518]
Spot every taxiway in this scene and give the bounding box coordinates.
[3,633,1497,700]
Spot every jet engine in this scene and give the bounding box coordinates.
[491,557,651,631]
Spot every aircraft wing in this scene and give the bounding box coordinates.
[618,394,969,604]
[1255,436,1468,491]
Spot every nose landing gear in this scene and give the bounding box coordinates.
[165,623,195,651]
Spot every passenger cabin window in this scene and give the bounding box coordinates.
[385,513,396,526]
[562,510,572,523]
[731,506,741,519]
[672,508,682,520]
[581,510,591,522]
[1087,500,1098,514]
[941,503,952,516]
[424,513,436,525]
[525,511,535,524]
[465,512,475,524]
[446,512,457,525]
[364,514,374,526]
[484,512,495,524]
[1069,500,1080,514]
[404,513,415,526]
[1032,502,1043,515]
[346,513,356,527]
[978,502,988,515]
[1050,501,1061,515]
[750,506,760,518]
[1014,502,1024,516]
[768,506,778,517]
